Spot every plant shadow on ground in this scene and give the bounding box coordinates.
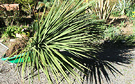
[108,16,128,26]
[97,41,133,65]
[60,41,134,84]
[78,41,134,84]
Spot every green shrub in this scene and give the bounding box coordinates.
[104,26,135,46]
[0,0,15,4]
[1,25,30,38]
[115,0,132,15]
[14,0,38,17]
[104,26,121,40]
[125,3,135,17]
[1,26,18,38]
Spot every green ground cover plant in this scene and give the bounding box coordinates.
[1,25,31,39]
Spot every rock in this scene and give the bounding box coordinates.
[0,43,8,58]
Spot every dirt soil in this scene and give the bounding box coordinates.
[3,37,28,57]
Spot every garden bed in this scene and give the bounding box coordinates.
[0,0,135,84]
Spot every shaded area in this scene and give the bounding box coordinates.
[97,42,133,64]
[107,17,128,26]
[80,42,134,84]
[0,18,6,37]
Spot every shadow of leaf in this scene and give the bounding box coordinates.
[79,57,122,84]
[79,42,134,84]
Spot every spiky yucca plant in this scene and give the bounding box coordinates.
[19,0,95,83]
[89,0,116,21]
[16,0,119,84]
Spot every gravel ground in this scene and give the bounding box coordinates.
[0,44,135,84]
[101,49,135,84]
